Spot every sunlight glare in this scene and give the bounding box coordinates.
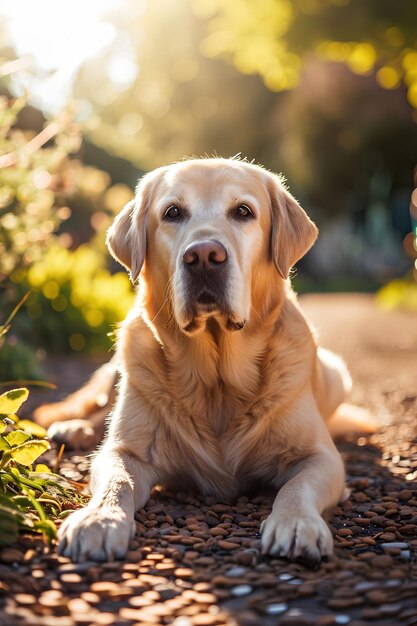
[2,0,123,111]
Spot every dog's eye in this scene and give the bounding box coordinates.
[164,205,181,220]
[235,205,253,219]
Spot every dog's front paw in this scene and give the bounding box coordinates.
[58,506,136,562]
[260,510,333,565]
[47,419,98,450]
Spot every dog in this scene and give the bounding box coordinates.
[37,158,357,564]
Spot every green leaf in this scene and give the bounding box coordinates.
[35,463,51,473]
[0,493,24,516]
[0,436,11,451]
[17,420,47,438]
[12,495,34,509]
[8,467,44,492]
[0,388,29,415]
[34,518,56,542]
[10,440,50,466]
[5,430,31,447]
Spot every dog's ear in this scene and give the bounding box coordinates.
[268,173,318,279]
[106,176,152,283]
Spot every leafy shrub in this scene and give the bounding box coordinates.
[11,244,134,354]
[0,388,84,547]
[0,95,81,281]
[377,276,417,311]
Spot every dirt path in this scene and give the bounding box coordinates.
[1,294,417,626]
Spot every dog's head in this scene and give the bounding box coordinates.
[107,158,317,335]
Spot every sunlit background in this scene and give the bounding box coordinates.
[0,0,416,379]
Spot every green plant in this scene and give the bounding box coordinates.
[0,297,86,547]
[0,387,85,547]
[0,93,81,282]
[377,276,417,311]
[11,244,134,354]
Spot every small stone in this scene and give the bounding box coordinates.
[39,590,66,608]
[209,527,228,537]
[174,567,193,578]
[231,584,253,596]
[379,603,402,616]
[381,541,408,549]
[226,566,247,577]
[15,594,36,605]
[173,618,192,626]
[217,540,240,550]
[399,490,413,500]
[264,603,288,615]
[352,518,371,526]
[68,598,91,614]
[60,572,83,586]
[0,548,23,563]
[370,554,393,568]
[233,550,256,566]
[336,528,353,537]
[126,549,142,561]
[366,590,390,604]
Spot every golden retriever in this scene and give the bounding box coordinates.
[43,158,355,564]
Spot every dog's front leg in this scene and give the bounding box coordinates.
[261,393,346,565]
[58,445,155,561]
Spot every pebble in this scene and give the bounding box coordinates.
[0,548,23,563]
[4,401,417,626]
[231,584,253,596]
[173,618,192,626]
[380,541,408,549]
[225,566,247,577]
[370,554,393,568]
[15,593,36,605]
[264,603,288,615]
[217,540,240,550]
[209,527,228,537]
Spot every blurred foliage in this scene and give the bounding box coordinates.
[199,0,417,103]
[0,388,87,547]
[72,0,417,223]
[0,292,45,383]
[377,277,417,311]
[0,57,135,375]
[0,310,85,547]
[0,94,81,280]
[10,245,134,355]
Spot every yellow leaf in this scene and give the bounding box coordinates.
[17,420,47,438]
[10,440,50,466]
[0,389,29,415]
[35,464,51,473]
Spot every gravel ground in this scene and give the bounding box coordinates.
[1,293,417,626]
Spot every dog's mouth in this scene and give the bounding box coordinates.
[182,292,246,335]
[196,290,218,308]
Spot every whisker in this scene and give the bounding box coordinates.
[151,298,169,324]
[251,304,265,325]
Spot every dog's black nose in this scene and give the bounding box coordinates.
[183,240,227,271]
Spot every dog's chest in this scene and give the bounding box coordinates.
[158,385,280,495]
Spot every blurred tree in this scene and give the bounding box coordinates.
[74,0,279,168]
[0,95,81,283]
[198,0,417,108]
[73,0,417,168]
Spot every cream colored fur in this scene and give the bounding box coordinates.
[56,158,350,564]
